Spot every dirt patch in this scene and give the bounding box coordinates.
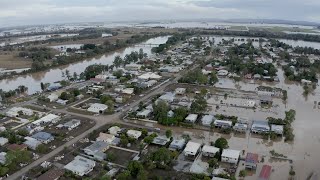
[106,147,138,166]
[0,53,32,69]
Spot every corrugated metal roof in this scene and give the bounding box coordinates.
[258,165,272,180]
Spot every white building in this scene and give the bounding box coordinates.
[87,103,108,113]
[47,94,59,102]
[201,115,214,126]
[0,137,8,146]
[138,72,162,80]
[183,141,201,157]
[64,156,96,176]
[221,149,240,164]
[217,70,228,76]
[122,88,134,95]
[127,130,142,139]
[96,132,116,144]
[175,88,186,95]
[108,126,121,135]
[136,109,152,118]
[24,137,42,150]
[185,114,198,123]
[63,119,81,130]
[202,145,219,157]
[6,107,33,117]
[32,114,61,126]
[271,124,284,135]
[213,120,232,128]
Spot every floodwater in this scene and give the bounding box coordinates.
[212,67,320,178]
[0,36,170,94]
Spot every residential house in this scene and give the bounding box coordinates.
[37,168,65,180]
[127,130,142,139]
[87,103,108,113]
[108,126,121,135]
[136,109,152,118]
[158,92,175,103]
[24,137,42,150]
[185,114,198,123]
[0,152,6,164]
[213,120,232,129]
[32,114,61,126]
[0,137,8,146]
[201,115,214,126]
[122,88,135,95]
[245,153,259,169]
[83,141,109,161]
[31,132,54,144]
[251,120,270,134]
[96,132,116,144]
[259,95,273,106]
[233,123,248,132]
[271,124,284,135]
[221,149,240,164]
[175,88,186,95]
[64,156,96,176]
[56,99,68,105]
[183,141,201,157]
[7,144,27,151]
[217,70,228,76]
[63,119,81,130]
[202,145,219,157]
[152,136,170,146]
[169,139,186,151]
[6,107,33,117]
[47,94,59,102]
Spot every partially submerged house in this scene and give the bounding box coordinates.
[201,115,214,126]
[169,139,186,151]
[221,149,240,164]
[245,152,259,169]
[31,132,54,144]
[183,141,201,157]
[251,120,270,134]
[202,145,219,157]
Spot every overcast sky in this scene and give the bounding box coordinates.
[1,0,320,27]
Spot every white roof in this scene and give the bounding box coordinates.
[185,114,198,123]
[202,145,219,154]
[201,115,214,124]
[64,156,95,176]
[6,107,33,117]
[108,126,121,135]
[0,137,8,145]
[184,141,201,155]
[138,72,162,80]
[32,114,60,125]
[122,88,134,95]
[87,103,108,113]
[214,120,232,126]
[137,109,152,117]
[127,130,142,138]
[221,149,240,159]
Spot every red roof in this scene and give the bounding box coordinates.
[258,165,272,180]
[245,152,259,164]
[7,144,27,151]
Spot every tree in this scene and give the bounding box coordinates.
[127,161,144,178]
[36,144,49,154]
[239,170,247,177]
[113,55,123,68]
[165,129,172,138]
[214,138,229,149]
[208,158,219,168]
[139,48,144,60]
[116,170,131,180]
[209,71,218,85]
[65,69,71,80]
[0,166,9,177]
[153,100,169,125]
[73,72,78,80]
[40,82,45,91]
[149,147,176,168]
[190,95,207,113]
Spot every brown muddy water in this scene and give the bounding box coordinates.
[0,36,170,94]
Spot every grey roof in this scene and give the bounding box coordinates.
[152,136,170,146]
[169,139,186,150]
[31,132,54,141]
[64,119,81,127]
[84,141,109,153]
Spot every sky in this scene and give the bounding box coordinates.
[1,0,320,27]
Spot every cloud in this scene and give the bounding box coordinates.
[0,0,319,27]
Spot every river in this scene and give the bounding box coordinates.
[0,36,170,94]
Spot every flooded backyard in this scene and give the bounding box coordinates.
[0,36,170,94]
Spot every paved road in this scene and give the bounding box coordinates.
[7,71,187,180]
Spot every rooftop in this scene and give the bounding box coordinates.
[245,152,259,164]
[221,149,240,159]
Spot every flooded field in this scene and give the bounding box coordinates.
[0,36,169,94]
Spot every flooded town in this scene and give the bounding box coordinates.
[1,2,320,180]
